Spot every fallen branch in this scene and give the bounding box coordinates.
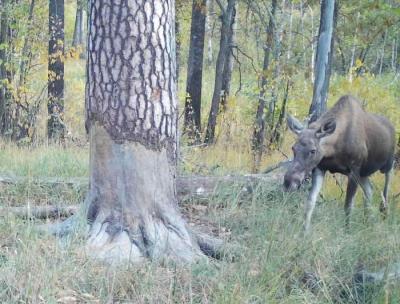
[0,204,78,219]
[262,160,292,174]
[0,173,284,199]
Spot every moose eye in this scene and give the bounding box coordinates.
[310,149,316,155]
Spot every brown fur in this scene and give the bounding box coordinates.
[311,95,395,177]
[284,95,396,230]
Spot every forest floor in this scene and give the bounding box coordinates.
[2,50,400,303]
[0,144,400,303]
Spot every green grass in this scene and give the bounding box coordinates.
[0,147,400,302]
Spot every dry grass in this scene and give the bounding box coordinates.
[1,57,400,302]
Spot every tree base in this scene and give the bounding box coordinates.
[82,124,221,264]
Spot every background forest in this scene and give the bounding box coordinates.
[0,0,400,303]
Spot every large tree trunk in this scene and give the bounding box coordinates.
[204,0,236,144]
[251,0,277,172]
[184,0,207,143]
[48,0,65,142]
[308,0,337,123]
[86,0,203,263]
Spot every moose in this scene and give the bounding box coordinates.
[283,95,395,232]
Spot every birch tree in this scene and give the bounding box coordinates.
[308,0,337,123]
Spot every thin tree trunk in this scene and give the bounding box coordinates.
[392,39,397,72]
[220,4,237,110]
[18,0,35,88]
[184,0,207,143]
[308,0,337,123]
[300,0,306,73]
[379,30,387,75]
[267,0,284,130]
[348,11,360,82]
[0,0,9,135]
[251,0,277,172]
[0,0,14,137]
[204,0,236,144]
[175,15,181,85]
[270,80,289,146]
[48,0,65,142]
[86,0,206,263]
[72,1,84,48]
[206,0,214,66]
[287,0,293,60]
[310,5,315,84]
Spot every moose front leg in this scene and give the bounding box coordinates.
[304,168,325,233]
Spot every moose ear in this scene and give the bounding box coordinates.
[316,119,336,138]
[287,114,304,135]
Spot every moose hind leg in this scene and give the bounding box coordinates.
[359,176,373,220]
[380,170,392,217]
[304,169,325,233]
[344,177,358,227]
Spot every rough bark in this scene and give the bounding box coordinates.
[251,0,277,172]
[204,0,236,144]
[308,0,337,123]
[184,0,207,142]
[86,0,206,263]
[48,0,65,142]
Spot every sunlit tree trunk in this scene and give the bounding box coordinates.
[184,0,207,143]
[48,0,65,142]
[308,0,337,123]
[86,0,202,262]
